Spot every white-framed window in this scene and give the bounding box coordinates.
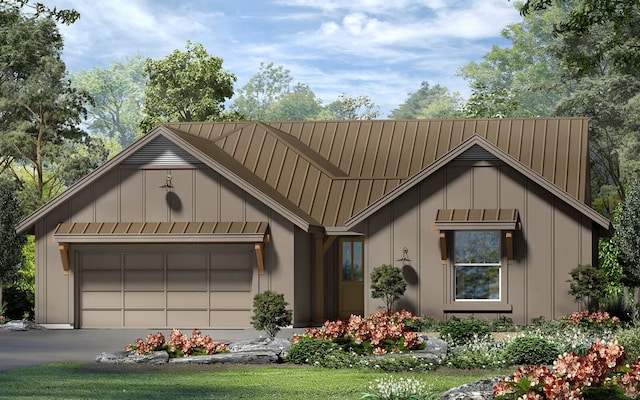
[454,230,501,301]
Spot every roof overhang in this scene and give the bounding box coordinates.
[433,209,521,231]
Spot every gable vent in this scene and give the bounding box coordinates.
[122,136,202,165]
[455,144,500,162]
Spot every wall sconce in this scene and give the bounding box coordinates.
[396,247,411,263]
[159,174,174,192]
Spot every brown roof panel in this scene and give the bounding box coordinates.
[434,209,520,230]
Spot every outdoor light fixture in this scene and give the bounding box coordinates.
[396,247,411,263]
[160,174,174,192]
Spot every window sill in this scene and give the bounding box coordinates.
[443,302,513,313]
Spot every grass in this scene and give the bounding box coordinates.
[0,363,505,399]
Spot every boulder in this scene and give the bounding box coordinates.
[227,336,291,355]
[413,336,447,364]
[0,320,46,331]
[169,350,280,365]
[96,350,169,365]
[438,377,504,400]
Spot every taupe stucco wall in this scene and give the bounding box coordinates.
[34,165,301,326]
[363,162,595,325]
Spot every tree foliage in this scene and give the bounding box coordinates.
[263,83,323,121]
[233,62,293,120]
[370,264,407,313]
[617,179,640,288]
[0,1,104,210]
[0,182,26,308]
[567,264,608,311]
[322,94,380,120]
[71,53,146,148]
[139,42,239,132]
[389,81,462,119]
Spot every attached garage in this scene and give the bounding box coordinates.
[54,222,268,329]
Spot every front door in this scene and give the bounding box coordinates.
[338,238,364,319]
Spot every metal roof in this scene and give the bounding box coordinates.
[434,209,520,231]
[53,221,269,243]
[17,118,610,234]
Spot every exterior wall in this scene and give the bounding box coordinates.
[34,164,299,326]
[363,161,596,325]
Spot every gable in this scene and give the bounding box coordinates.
[122,136,203,165]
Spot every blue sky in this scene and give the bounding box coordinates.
[49,0,522,116]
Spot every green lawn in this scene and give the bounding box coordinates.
[0,363,504,399]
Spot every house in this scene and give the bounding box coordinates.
[16,118,611,329]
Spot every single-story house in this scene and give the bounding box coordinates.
[16,118,611,329]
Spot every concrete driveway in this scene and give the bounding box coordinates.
[0,327,305,372]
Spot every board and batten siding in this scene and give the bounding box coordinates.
[362,162,595,325]
[34,164,304,326]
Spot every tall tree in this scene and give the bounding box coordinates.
[71,53,146,148]
[389,82,463,119]
[233,62,293,120]
[617,179,640,289]
[458,2,567,118]
[321,94,380,120]
[0,1,101,208]
[139,42,239,132]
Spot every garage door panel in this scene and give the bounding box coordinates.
[81,253,121,270]
[167,292,208,308]
[124,254,163,270]
[82,292,122,309]
[81,310,122,328]
[82,271,121,290]
[210,292,252,309]
[167,270,207,290]
[167,310,208,327]
[125,292,164,308]
[210,270,252,291]
[125,271,163,290]
[167,254,207,270]
[124,310,165,327]
[79,244,255,329]
[211,310,251,328]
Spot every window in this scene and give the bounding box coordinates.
[341,238,363,282]
[454,231,501,301]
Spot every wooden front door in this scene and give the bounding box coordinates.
[338,238,364,319]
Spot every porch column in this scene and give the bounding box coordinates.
[312,233,324,324]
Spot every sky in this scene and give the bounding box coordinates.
[48,0,523,117]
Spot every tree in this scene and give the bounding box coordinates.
[139,42,239,132]
[321,94,380,120]
[0,2,102,209]
[0,182,26,310]
[263,83,323,121]
[250,290,292,339]
[567,264,608,311]
[389,82,463,119]
[233,62,293,120]
[370,264,407,313]
[71,53,146,148]
[458,2,567,118]
[617,179,640,289]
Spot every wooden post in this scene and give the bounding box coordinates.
[312,234,325,323]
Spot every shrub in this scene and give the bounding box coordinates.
[616,327,640,363]
[285,336,343,365]
[298,310,424,355]
[404,316,443,333]
[439,318,491,347]
[370,264,407,312]
[250,290,292,339]
[561,309,621,332]
[600,293,634,324]
[491,316,518,332]
[567,264,608,311]
[125,328,228,357]
[503,337,560,366]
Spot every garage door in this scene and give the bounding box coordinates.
[77,243,256,328]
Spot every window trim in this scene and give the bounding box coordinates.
[453,230,503,302]
[339,237,364,283]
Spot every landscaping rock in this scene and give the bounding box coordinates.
[438,377,504,400]
[227,336,291,354]
[413,336,447,363]
[0,320,46,331]
[169,350,281,365]
[95,350,169,365]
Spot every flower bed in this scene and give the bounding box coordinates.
[294,310,424,355]
[126,328,228,358]
[494,340,640,399]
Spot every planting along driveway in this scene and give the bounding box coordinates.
[0,327,305,371]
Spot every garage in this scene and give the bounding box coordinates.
[76,243,257,329]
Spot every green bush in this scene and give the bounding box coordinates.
[503,337,560,366]
[439,318,491,346]
[616,327,640,363]
[250,290,292,339]
[491,316,518,332]
[405,316,444,332]
[370,264,407,313]
[286,337,342,364]
[444,345,507,370]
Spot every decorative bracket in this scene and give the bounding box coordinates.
[59,243,70,275]
[254,243,265,275]
[439,232,447,264]
[506,231,514,265]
